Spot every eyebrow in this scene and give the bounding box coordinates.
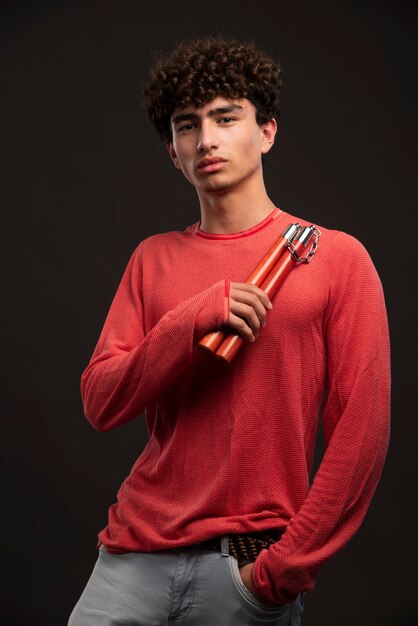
[171,104,245,126]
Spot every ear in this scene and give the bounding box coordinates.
[260,118,278,155]
[166,143,181,169]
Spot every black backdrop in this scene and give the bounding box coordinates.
[1,1,417,624]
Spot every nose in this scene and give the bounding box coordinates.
[197,120,219,153]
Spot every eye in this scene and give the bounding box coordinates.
[219,117,234,124]
[178,123,196,133]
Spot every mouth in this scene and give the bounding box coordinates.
[197,157,228,173]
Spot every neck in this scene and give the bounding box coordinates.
[197,179,277,235]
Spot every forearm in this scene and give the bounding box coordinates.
[251,381,390,604]
[81,274,229,431]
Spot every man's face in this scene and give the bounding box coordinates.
[167,96,276,195]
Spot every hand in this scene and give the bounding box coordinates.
[238,549,268,603]
[239,562,261,597]
[228,282,273,342]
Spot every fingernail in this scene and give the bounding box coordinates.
[267,301,273,310]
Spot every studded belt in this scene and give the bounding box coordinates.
[199,529,283,568]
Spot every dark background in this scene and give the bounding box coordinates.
[1,0,417,624]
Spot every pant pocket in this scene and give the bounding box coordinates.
[228,555,289,615]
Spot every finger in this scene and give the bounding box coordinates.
[229,301,263,335]
[228,312,256,342]
[229,289,268,327]
[230,282,273,310]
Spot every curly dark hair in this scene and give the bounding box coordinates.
[143,35,283,143]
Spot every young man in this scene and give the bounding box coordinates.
[69,36,390,625]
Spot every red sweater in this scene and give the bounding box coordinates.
[81,208,390,605]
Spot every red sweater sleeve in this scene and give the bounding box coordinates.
[251,232,391,605]
[81,243,229,431]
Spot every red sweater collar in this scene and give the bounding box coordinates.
[194,208,282,240]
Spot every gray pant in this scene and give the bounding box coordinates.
[68,541,304,625]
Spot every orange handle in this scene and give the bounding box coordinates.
[198,229,292,353]
[214,240,304,363]
[198,329,227,353]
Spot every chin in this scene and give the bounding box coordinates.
[201,178,234,194]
